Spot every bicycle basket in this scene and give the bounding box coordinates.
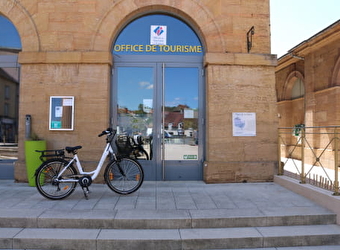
[115,134,134,157]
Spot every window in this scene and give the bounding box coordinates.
[5,85,9,99]
[113,14,203,56]
[4,103,9,116]
[291,78,305,99]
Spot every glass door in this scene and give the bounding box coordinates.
[115,65,156,180]
[161,65,202,180]
[113,60,203,180]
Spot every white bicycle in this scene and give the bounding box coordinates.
[34,128,144,200]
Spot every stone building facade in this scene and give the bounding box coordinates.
[276,20,340,169]
[0,0,277,183]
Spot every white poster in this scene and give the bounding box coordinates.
[63,98,73,106]
[143,99,153,113]
[232,112,256,136]
[184,109,194,118]
[150,25,167,45]
[55,106,63,118]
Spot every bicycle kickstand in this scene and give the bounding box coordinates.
[82,186,90,200]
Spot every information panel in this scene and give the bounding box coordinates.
[232,112,256,136]
[49,96,74,130]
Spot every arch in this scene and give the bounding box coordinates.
[283,70,305,100]
[92,0,223,53]
[0,1,40,51]
[113,14,203,56]
[331,55,340,86]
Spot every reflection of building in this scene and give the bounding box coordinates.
[0,48,20,143]
[276,20,340,169]
[164,105,198,136]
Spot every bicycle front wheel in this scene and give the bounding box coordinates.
[35,159,78,200]
[104,158,144,195]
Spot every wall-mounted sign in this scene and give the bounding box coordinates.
[113,44,202,54]
[150,25,167,45]
[232,112,256,136]
[49,96,74,130]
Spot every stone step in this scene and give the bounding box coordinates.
[3,247,340,250]
[214,247,340,250]
[0,207,336,229]
[1,224,340,250]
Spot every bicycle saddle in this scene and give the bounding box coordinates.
[65,145,82,154]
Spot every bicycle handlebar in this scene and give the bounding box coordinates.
[98,128,115,137]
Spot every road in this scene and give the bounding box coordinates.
[0,159,15,179]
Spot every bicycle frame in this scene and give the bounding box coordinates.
[57,142,114,183]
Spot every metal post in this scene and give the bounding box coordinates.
[300,126,306,184]
[162,63,165,181]
[278,130,283,175]
[334,128,339,195]
[25,114,31,139]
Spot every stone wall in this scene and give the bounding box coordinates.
[276,20,340,170]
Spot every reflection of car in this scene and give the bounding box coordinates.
[146,128,172,138]
[178,128,184,136]
[164,131,172,138]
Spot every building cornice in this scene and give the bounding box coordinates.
[205,52,277,67]
[276,20,340,72]
[18,51,112,65]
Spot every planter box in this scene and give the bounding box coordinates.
[25,140,46,186]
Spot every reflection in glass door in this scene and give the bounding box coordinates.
[114,63,203,180]
[162,66,200,180]
[116,66,154,166]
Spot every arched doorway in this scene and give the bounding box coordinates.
[111,14,204,181]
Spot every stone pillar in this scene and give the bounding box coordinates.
[203,52,278,183]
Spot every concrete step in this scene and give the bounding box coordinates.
[215,247,340,250]
[0,207,336,229]
[4,247,340,250]
[1,224,340,250]
[1,181,339,249]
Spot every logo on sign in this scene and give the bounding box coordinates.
[150,25,167,45]
[153,26,164,36]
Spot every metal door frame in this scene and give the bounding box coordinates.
[112,55,205,180]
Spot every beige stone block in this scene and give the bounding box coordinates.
[0,1,16,14]
[204,161,275,183]
[33,13,49,32]
[37,2,56,13]
[40,33,60,51]
[78,1,96,13]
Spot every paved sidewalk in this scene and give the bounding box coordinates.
[0,179,331,212]
[1,180,340,250]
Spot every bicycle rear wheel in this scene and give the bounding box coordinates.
[104,158,144,195]
[35,158,78,200]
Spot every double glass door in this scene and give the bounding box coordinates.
[113,58,204,180]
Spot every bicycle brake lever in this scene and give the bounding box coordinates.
[98,131,106,137]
